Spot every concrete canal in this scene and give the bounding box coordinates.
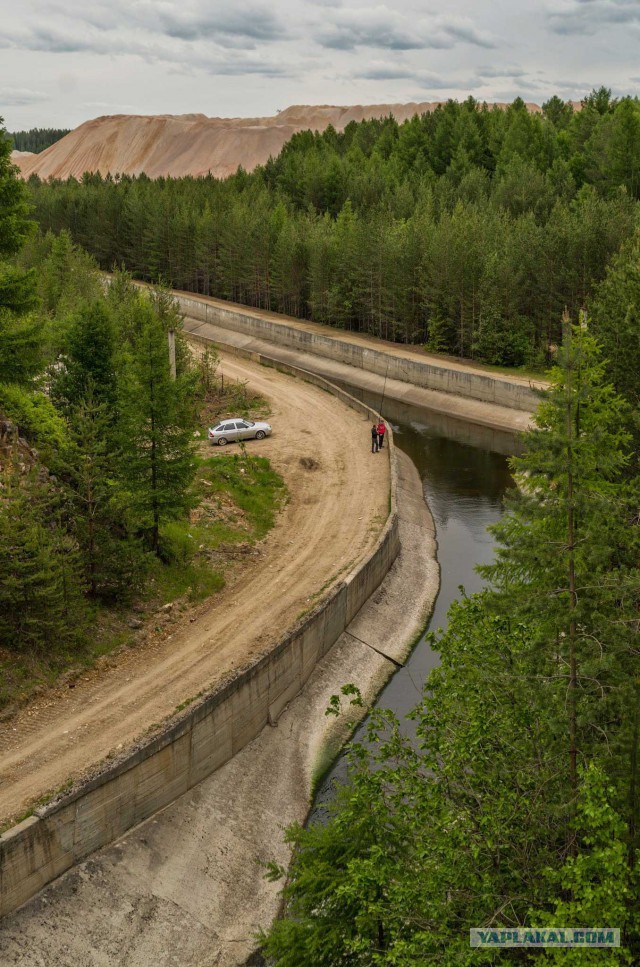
[316,391,516,797]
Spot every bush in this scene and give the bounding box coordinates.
[157,521,195,566]
[0,382,67,451]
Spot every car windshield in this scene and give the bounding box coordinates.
[244,420,255,426]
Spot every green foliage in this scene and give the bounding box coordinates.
[0,264,39,317]
[51,300,118,413]
[263,316,640,964]
[24,91,640,365]
[0,383,67,451]
[0,473,88,652]
[117,298,197,552]
[60,397,146,600]
[589,233,640,451]
[8,128,70,154]
[0,308,43,384]
[0,119,34,259]
[23,229,101,315]
[0,119,38,318]
[531,764,638,965]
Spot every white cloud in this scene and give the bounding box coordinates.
[1,86,50,106]
[1,0,638,130]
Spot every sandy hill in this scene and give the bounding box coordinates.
[11,101,548,182]
[11,150,37,165]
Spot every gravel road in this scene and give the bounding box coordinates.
[0,351,389,828]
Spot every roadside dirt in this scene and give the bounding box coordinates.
[0,351,389,828]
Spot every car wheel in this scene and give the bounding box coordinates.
[255,430,266,440]
[218,437,228,446]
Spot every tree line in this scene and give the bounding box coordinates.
[10,128,70,153]
[1,121,199,654]
[25,89,640,367]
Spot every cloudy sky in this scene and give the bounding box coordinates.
[1,0,640,130]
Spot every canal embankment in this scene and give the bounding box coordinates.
[171,289,544,434]
[0,353,397,921]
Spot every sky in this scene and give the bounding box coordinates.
[1,0,640,131]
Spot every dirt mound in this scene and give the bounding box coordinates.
[10,150,36,167]
[11,100,552,182]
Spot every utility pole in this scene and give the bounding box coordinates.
[379,358,390,416]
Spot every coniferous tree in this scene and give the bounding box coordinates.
[482,318,639,837]
[589,233,640,447]
[0,469,87,652]
[118,299,196,553]
[51,300,118,414]
[59,395,145,600]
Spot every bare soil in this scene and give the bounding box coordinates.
[0,352,389,828]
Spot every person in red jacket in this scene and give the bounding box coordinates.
[377,419,386,450]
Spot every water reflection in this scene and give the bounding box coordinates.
[382,415,513,717]
[334,381,523,457]
[314,398,514,806]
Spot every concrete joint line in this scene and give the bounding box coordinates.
[345,631,404,669]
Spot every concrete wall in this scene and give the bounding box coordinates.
[0,357,399,919]
[174,291,540,412]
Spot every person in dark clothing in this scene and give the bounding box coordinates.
[371,423,379,453]
[377,420,386,449]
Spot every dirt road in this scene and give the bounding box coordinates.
[0,352,389,827]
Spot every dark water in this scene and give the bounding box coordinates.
[315,395,515,801]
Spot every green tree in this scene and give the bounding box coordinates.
[531,764,637,965]
[482,318,639,845]
[0,308,43,384]
[589,233,640,446]
[61,396,146,599]
[0,470,87,652]
[51,300,118,413]
[0,119,33,261]
[0,118,39,346]
[118,300,196,552]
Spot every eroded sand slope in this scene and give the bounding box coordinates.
[12,101,549,181]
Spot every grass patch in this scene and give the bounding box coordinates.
[0,648,76,711]
[149,555,225,605]
[198,451,287,539]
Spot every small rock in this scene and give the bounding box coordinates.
[128,618,143,630]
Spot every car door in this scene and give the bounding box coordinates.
[220,422,239,442]
[234,420,253,440]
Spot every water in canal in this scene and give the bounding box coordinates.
[315,392,516,801]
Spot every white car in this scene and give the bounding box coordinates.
[208,418,272,446]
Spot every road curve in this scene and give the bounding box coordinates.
[0,351,390,827]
